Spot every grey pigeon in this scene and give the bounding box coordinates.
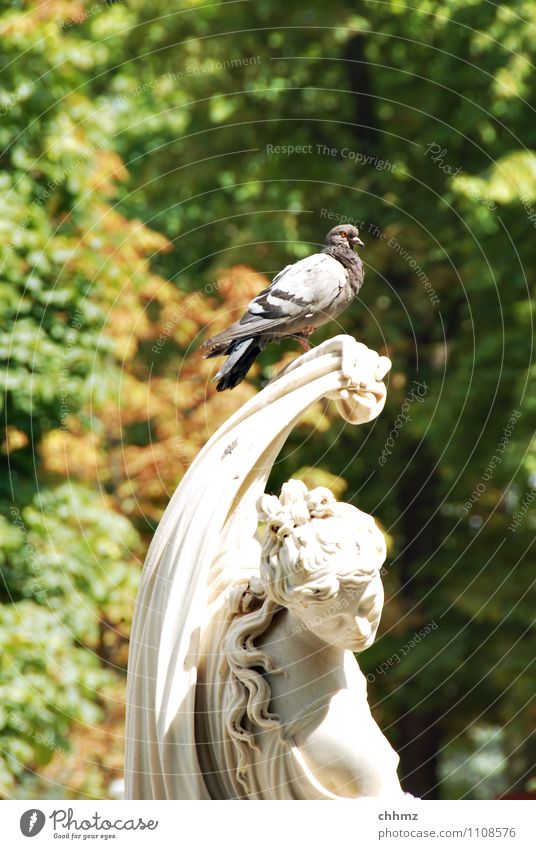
[202,224,365,391]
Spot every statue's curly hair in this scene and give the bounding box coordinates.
[258,479,384,607]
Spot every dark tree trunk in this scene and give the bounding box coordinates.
[502,727,536,797]
[396,443,444,799]
[343,33,379,156]
[397,711,442,798]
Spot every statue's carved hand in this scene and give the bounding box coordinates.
[326,337,391,424]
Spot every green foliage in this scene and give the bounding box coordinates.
[0,1,143,797]
[0,599,111,797]
[3,485,139,641]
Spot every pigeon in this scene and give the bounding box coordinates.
[202,224,365,391]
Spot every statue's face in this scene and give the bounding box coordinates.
[294,574,384,652]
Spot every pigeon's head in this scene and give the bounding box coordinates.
[325,224,364,251]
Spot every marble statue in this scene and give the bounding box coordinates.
[125,335,406,799]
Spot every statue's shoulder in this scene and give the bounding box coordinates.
[290,687,402,798]
[258,620,401,798]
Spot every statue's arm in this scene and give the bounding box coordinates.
[291,688,403,799]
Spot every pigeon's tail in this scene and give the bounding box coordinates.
[213,337,262,391]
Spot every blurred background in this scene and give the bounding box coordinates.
[1,0,535,800]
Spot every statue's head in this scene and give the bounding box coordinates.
[258,480,386,652]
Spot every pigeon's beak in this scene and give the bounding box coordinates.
[351,236,364,248]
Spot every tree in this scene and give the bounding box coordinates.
[1,0,535,798]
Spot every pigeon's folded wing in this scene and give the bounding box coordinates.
[203,253,346,353]
[244,253,346,323]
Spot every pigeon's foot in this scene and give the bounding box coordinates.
[292,333,313,352]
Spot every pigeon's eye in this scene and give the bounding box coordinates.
[341,230,347,238]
